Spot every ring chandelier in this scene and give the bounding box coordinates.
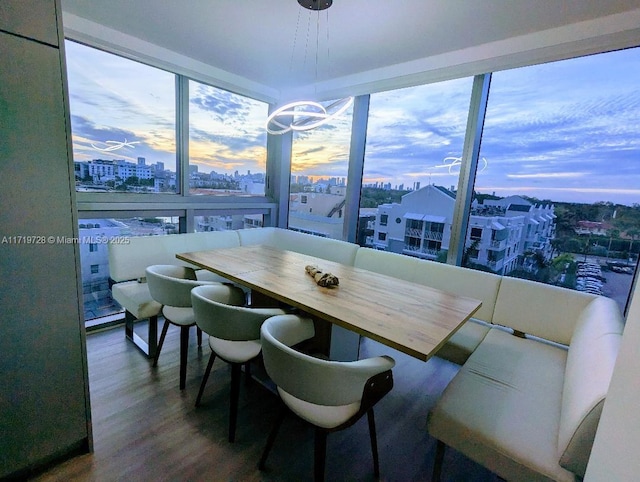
[265,96,354,135]
[265,0,353,135]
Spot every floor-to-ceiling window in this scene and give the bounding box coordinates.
[189,81,269,196]
[463,47,640,313]
[288,100,354,239]
[66,41,275,325]
[359,78,474,261]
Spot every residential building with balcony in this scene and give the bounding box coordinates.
[372,185,553,275]
[483,196,556,253]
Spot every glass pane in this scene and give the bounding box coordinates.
[288,101,354,239]
[65,41,177,193]
[466,47,640,313]
[79,217,179,323]
[189,81,268,196]
[194,214,264,232]
[359,78,474,262]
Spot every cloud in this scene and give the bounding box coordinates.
[70,115,176,164]
[298,146,325,156]
[190,85,248,120]
[506,172,586,179]
[70,115,136,145]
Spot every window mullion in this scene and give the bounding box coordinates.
[343,94,370,243]
[176,75,189,196]
[447,73,492,266]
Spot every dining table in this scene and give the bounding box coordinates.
[177,244,482,362]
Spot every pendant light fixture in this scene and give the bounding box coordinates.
[265,0,354,135]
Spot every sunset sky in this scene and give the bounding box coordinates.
[66,40,640,206]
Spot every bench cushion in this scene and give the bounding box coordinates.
[428,329,574,482]
[111,280,161,319]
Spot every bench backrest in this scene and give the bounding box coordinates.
[108,230,240,282]
[557,296,624,477]
[354,247,419,281]
[237,227,359,266]
[493,277,596,345]
[411,260,501,324]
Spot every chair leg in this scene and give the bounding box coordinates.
[244,361,252,386]
[367,408,380,477]
[229,363,241,442]
[179,325,190,390]
[152,319,170,367]
[197,327,203,347]
[148,315,159,358]
[314,429,328,482]
[195,352,216,407]
[258,406,287,470]
[432,439,445,482]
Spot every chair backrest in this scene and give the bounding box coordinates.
[146,264,204,308]
[261,315,395,406]
[191,285,285,341]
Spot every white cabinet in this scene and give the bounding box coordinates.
[0,1,90,478]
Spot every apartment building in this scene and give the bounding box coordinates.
[370,185,555,275]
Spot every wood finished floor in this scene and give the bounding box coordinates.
[32,322,500,482]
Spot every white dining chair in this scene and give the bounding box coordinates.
[190,284,287,442]
[145,265,218,390]
[258,314,395,481]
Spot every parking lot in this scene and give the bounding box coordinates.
[579,256,636,313]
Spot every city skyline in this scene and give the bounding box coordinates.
[66,41,640,206]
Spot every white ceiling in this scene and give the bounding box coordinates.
[61,0,640,102]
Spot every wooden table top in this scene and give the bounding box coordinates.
[177,245,481,361]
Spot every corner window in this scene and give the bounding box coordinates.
[464,47,640,313]
[288,100,354,240]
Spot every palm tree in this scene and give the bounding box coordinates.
[607,229,620,260]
